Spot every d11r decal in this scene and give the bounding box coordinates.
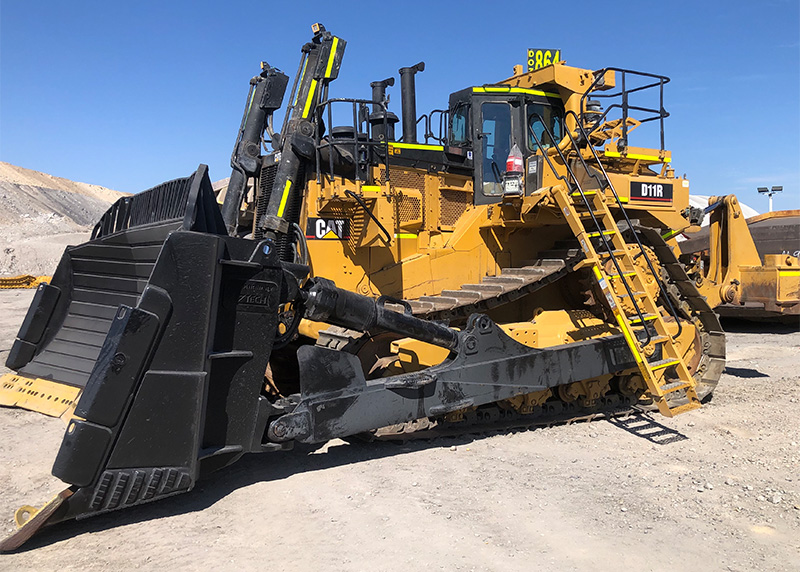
[630,181,673,202]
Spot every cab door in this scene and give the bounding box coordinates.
[475,100,513,203]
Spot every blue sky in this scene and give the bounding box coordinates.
[1,0,798,213]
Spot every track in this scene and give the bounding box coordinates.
[317,226,725,438]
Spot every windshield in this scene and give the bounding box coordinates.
[527,103,564,151]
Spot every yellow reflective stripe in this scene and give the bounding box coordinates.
[779,270,800,277]
[324,37,339,78]
[472,86,560,99]
[605,151,671,163]
[650,359,679,371]
[277,180,292,217]
[616,314,643,364]
[592,266,643,363]
[618,196,629,203]
[361,185,381,193]
[394,233,417,239]
[586,230,615,238]
[246,89,256,117]
[389,142,444,151]
[293,57,308,107]
[302,79,318,119]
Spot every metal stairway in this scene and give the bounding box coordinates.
[531,110,701,417]
[554,187,700,416]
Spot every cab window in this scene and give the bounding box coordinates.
[527,103,563,151]
[449,103,469,146]
[481,102,512,196]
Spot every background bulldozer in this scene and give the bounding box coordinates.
[677,200,799,321]
[0,23,735,550]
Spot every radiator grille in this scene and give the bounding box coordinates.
[440,190,470,226]
[398,196,422,223]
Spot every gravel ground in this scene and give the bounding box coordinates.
[0,287,798,571]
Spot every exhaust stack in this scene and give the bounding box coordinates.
[399,62,425,144]
[369,77,399,142]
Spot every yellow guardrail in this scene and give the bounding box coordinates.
[0,275,51,289]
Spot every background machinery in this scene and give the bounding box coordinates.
[1,23,728,550]
[677,201,799,321]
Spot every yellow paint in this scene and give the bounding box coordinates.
[472,86,560,99]
[324,37,339,78]
[277,180,292,217]
[302,79,318,119]
[605,150,671,163]
[394,233,418,239]
[0,275,51,289]
[0,373,81,418]
[361,185,381,193]
[293,57,308,107]
[389,142,444,151]
[779,270,800,277]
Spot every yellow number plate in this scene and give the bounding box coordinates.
[527,49,561,72]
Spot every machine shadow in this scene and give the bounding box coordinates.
[19,434,479,552]
[723,366,769,379]
[720,317,799,334]
[606,412,688,445]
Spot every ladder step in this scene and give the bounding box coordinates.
[618,290,646,299]
[647,358,681,371]
[629,313,658,324]
[608,271,638,278]
[598,249,627,258]
[586,230,616,238]
[659,381,692,394]
[570,190,599,197]
[668,401,702,415]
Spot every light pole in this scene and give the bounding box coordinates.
[757,186,783,212]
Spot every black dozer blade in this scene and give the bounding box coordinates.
[1,165,300,551]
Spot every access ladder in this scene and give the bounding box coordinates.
[553,186,701,417]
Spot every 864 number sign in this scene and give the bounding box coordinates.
[527,49,561,72]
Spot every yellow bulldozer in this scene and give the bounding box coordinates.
[0,22,774,550]
[676,200,799,320]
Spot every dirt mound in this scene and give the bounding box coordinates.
[0,162,125,276]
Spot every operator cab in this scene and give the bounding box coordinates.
[448,86,565,205]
